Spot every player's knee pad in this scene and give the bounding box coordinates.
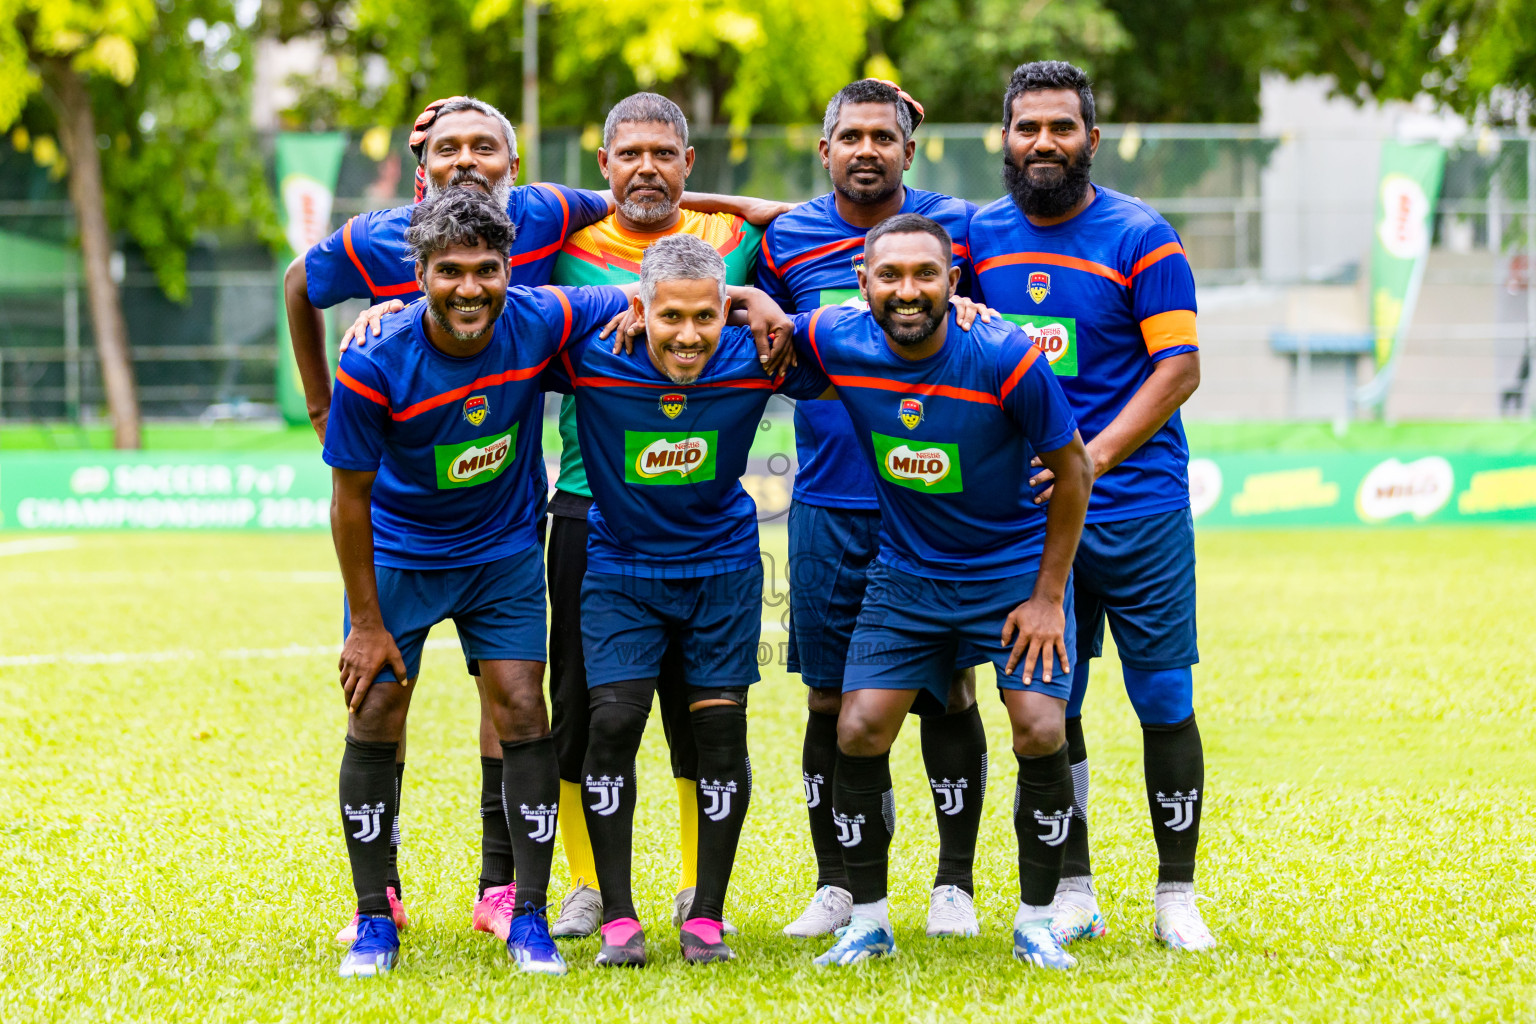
[1065,658,1091,718]
[1122,666,1194,725]
[690,700,748,754]
[586,687,652,753]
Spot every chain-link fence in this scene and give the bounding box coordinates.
[1,124,1533,422]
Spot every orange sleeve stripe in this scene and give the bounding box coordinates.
[805,306,830,372]
[336,368,389,407]
[511,183,572,267]
[762,241,780,276]
[998,345,1042,402]
[340,216,419,297]
[540,285,575,348]
[1128,242,1185,281]
[1141,309,1198,355]
[340,218,378,294]
[972,251,1128,287]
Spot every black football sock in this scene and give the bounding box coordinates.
[386,760,404,900]
[801,709,848,890]
[1143,713,1204,885]
[1060,716,1093,883]
[689,703,752,922]
[920,704,987,895]
[478,756,516,896]
[832,749,895,906]
[1013,745,1074,909]
[340,737,399,916]
[582,697,649,924]
[500,737,560,913]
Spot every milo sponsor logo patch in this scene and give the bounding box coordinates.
[871,431,963,494]
[434,427,518,489]
[1003,314,1078,377]
[625,430,718,485]
[818,287,867,310]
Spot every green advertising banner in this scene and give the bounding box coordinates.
[2,450,1533,531]
[0,453,332,531]
[1188,453,1536,528]
[274,133,348,427]
[1358,141,1448,411]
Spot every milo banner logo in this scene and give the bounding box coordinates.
[435,428,517,489]
[1003,314,1077,376]
[1357,141,1447,412]
[625,431,718,485]
[273,133,348,427]
[871,431,963,494]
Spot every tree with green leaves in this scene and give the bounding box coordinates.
[269,0,902,133]
[1,0,274,448]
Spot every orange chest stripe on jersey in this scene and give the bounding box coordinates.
[975,242,1185,288]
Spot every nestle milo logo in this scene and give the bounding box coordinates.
[434,427,518,489]
[871,431,963,494]
[624,430,718,485]
[1003,313,1078,377]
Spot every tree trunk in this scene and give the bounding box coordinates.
[49,59,141,449]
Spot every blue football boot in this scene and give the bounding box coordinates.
[506,906,568,975]
[813,916,897,966]
[1013,913,1078,970]
[338,914,399,978]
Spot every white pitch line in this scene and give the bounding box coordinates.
[0,537,79,558]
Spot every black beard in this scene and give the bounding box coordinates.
[833,163,900,206]
[871,294,945,348]
[1003,149,1093,219]
[427,291,505,343]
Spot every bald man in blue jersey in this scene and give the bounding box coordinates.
[970,61,1213,952]
[790,215,1094,969]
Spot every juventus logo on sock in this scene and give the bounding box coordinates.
[1156,790,1199,832]
[1033,807,1075,847]
[701,779,738,822]
[833,810,865,848]
[520,802,557,843]
[344,802,385,843]
[585,774,624,816]
[802,772,824,808]
[930,776,969,815]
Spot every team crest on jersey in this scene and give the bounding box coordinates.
[849,252,865,272]
[898,397,924,430]
[463,394,488,426]
[1028,271,1051,304]
[659,392,686,420]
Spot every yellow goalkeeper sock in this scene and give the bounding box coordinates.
[677,776,699,893]
[559,779,599,891]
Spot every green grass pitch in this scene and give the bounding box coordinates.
[1,526,1532,1021]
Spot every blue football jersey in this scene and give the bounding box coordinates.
[305,183,610,307]
[970,185,1198,523]
[792,305,1077,581]
[545,325,830,579]
[322,285,628,569]
[757,188,977,511]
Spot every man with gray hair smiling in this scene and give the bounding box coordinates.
[542,232,828,967]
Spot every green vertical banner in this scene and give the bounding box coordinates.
[274,133,348,426]
[1358,140,1447,412]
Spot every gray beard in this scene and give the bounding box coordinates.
[425,173,514,212]
[620,196,676,226]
